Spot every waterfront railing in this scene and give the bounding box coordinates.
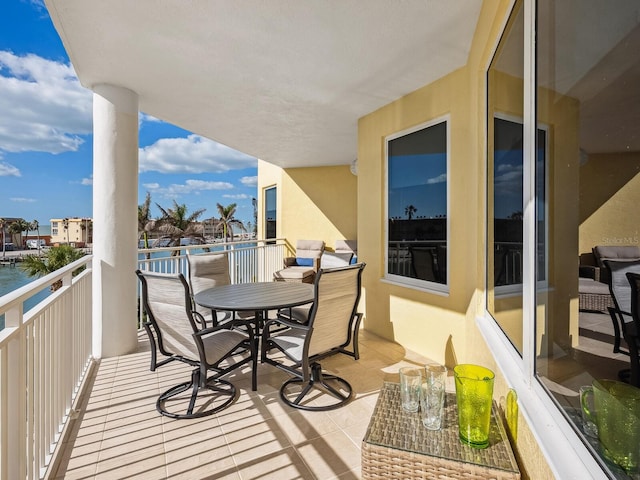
[0,239,288,479]
[0,255,93,480]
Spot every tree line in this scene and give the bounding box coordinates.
[138,193,252,248]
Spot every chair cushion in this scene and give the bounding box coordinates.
[273,266,315,280]
[295,240,324,260]
[594,245,640,269]
[335,239,357,254]
[579,277,610,295]
[296,257,314,266]
[320,252,353,268]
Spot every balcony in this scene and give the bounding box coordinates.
[1,240,432,480]
[48,329,416,480]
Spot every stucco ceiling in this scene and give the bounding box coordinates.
[45,0,482,168]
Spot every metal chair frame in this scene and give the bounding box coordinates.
[136,269,257,419]
[261,263,366,411]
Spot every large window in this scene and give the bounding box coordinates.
[264,186,276,239]
[386,119,448,290]
[486,1,640,477]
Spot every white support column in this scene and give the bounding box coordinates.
[92,84,139,358]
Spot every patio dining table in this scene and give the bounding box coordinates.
[193,281,314,335]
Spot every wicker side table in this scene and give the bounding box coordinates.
[362,382,520,480]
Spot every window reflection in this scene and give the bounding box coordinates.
[535,0,640,477]
[487,2,524,353]
[386,120,448,287]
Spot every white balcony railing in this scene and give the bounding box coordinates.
[0,255,93,480]
[0,239,288,480]
[136,238,289,282]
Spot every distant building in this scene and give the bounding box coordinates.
[50,217,93,247]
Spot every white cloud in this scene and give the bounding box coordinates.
[240,176,258,187]
[10,197,36,203]
[0,51,92,154]
[427,173,447,184]
[81,175,93,186]
[495,164,523,195]
[144,179,234,198]
[223,194,251,200]
[139,134,257,174]
[0,161,21,176]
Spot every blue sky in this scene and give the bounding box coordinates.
[0,0,258,227]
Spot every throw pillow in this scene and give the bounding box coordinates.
[296,257,314,266]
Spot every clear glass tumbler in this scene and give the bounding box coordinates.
[454,364,495,449]
[399,366,422,412]
[420,363,447,430]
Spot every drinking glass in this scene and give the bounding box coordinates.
[399,366,422,412]
[420,363,447,430]
[454,364,495,449]
[581,379,640,472]
[578,385,598,439]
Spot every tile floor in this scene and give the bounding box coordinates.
[48,330,433,480]
[47,311,632,479]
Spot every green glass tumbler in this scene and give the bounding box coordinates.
[454,364,495,449]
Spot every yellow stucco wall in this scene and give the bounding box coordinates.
[358,2,555,479]
[257,160,357,253]
[579,151,640,254]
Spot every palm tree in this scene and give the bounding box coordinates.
[80,219,93,245]
[405,205,417,220]
[155,201,206,255]
[20,245,86,291]
[138,192,156,249]
[215,203,246,243]
[31,220,41,254]
[9,218,30,248]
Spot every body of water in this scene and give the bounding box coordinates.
[0,263,52,330]
[0,241,259,331]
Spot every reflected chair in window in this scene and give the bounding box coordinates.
[624,272,640,387]
[186,251,253,325]
[604,260,640,382]
[273,239,325,283]
[136,270,257,419]
[262,263,366,410]
[409,246,437,281]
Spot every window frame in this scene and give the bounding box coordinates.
[479,1,607,478]
[383,115,450,295]
[264,185,277,240]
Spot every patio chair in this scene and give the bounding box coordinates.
[335,239,358,263]
[186,251,253,325]
[261,263,366,411]
[624,272,640,387]
[273,239,325,283]
[136,269,257,419]
[603,259,640,381]
[409,246,437,281]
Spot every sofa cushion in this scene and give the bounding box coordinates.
[320,252,353,268]
[593,245,640,269]
[579,277,610,295]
